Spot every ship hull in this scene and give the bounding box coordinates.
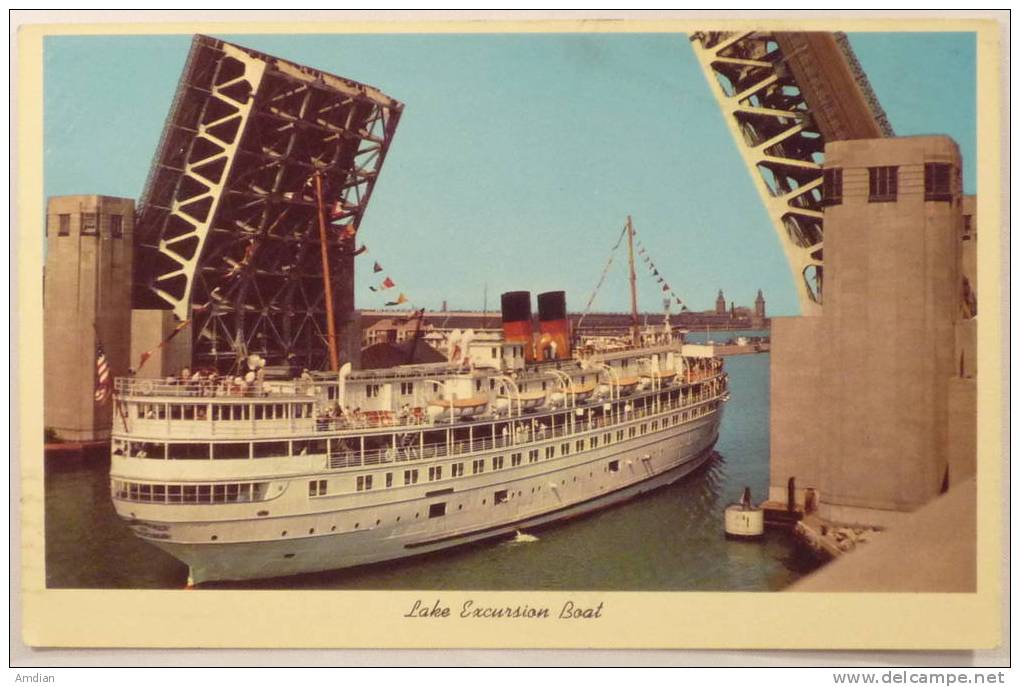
[148,417,721,585]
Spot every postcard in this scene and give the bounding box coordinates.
[13,11,1006,657]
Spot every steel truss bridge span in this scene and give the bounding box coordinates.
[690,31,892,314]
[133,35,402,371]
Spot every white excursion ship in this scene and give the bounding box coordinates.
[110,225,729,585]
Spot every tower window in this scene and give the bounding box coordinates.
[821,168,843,206]
[868,166,898,203]
[81,213,98,235]
[110,214,123,238]
[58,214,70,236]
[924,163,954,202]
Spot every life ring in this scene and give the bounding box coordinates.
[139,380,155,395]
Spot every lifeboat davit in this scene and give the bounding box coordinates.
[427,395,490,421]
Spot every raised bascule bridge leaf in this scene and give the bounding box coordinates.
[133,35,403,371]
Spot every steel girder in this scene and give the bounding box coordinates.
[689,31,890,314]
[133,35,402,371]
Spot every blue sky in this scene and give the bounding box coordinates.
[43,32,976,316]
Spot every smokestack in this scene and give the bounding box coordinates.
[500,291,533,361]
[537,291,571,361]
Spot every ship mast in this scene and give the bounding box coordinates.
[313,171,341,371]
[626,215,639,346]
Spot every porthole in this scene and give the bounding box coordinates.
[330,525,337,532]
[415,513,419,519]
[309,528,315,534]
[396,516,401,522]
[375,519,381,526]
[354,522,359,529]
[281,531,287,537]
[284,553,295,559]
[458,504,463,510]
[210,535,218,541]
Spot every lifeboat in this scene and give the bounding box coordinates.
[426,395,490,421]
[497,389,547,412]
[644,370,676,387]
[566,381,597,403]
[611,375,641,396]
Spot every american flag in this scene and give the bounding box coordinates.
[94,342,111,404]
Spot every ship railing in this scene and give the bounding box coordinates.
[114,377,316,399]
[318,386,728,471]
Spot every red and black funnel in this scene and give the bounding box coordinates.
[537,290,570,361]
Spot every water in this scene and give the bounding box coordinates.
[44,353,819,591]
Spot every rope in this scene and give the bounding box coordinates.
[577,224,628,330]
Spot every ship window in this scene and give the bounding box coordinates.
[428,465,443,481]
[492,456,504,470]
[475,379,482,392]
[628,427,636,438]
[603,433,611,445]
[472,459,485,474]
[651,420,658,431]
[366,384,380,398]
[309,479,328,497]
[129,441,165,459]
[544,447,553,460]
[57,213,70,236]
[640,423,648,435]
[400,382,414,395]
[428,502,446,518]
[591,436,599,449]
[511,453,522,467]
[253,441,287,459]
[451,463,464,477]
[356,475,373,491]
[925,163,954,202]
[494,489,509,505]
[110,214,123,238]
[167,485,181,503]
[868,166,898,202]
[609,460,620,473]
[404,469,419,485]
[491,347,497,359]
[560,443,570,456]
[168,443,210,460]
[292,439,326,456]
[213,442,250,460]
[386,473,393,488]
